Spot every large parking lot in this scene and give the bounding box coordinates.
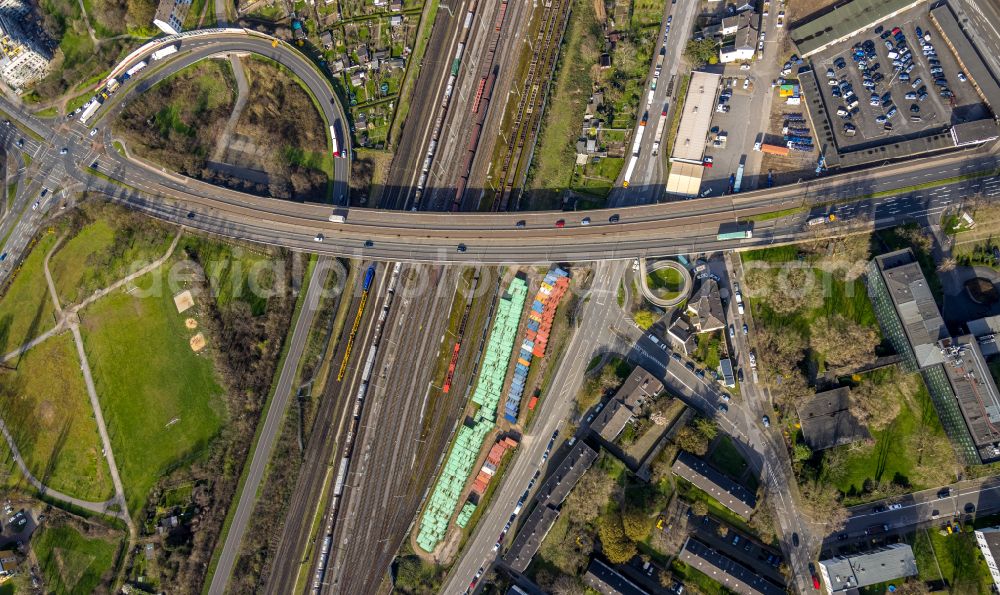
[809,5,988,150]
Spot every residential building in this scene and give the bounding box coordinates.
[583,558,650,595]
[686,278,726,333]
[818,544,918,593]
[0,7,50,92]
[721,11,756,36]
[678,537,785,595]
[503,504,559,573]
[797,387,870,451]
[671,451,756,519]
[590,367,663,443]
[534,441,598,507]
[667,315,697,355]
[720,12,759,63]
[153,0,192,35]
[975,526,1000,590]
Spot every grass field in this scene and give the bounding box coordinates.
[913,526,993,594]
[81,264,226,514]
[708,435,749,480]
[527,0,600,209]
[48,217,173,304]
[825,370,953,503]
[2,333,112,500]
[0,232,59,354]
[647,267,683,293]
[177,236,278,315]
[676,478,754,535]
[33,522,121,595]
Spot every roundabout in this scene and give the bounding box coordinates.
[638,258,692,308]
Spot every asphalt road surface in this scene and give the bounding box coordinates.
[206,259,332,595]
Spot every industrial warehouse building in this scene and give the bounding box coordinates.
[867,250,1000,464]
[666,71,721,197]
[930,2,1000,114]
[790,0,927,57]
[818,544,918,593]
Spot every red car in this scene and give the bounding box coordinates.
[891,26,901,35]
[703,156,714,168]
[811,573,821,589]
[555,219,565,228]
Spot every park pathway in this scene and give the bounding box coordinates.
[210,55,249,163]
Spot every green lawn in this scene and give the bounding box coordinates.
[709,435,749,480]
[177,236,277,314]
[646,266,684,301]
[676,478,754,535]
[2,332,112,500]
[80,263,226,515]
[912,526,993,594]
[826,371,951,503]
[0,232,59,354]
[33,523,121,595]
[693,331,722,371]
[48,217,173,304]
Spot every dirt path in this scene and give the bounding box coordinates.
[210,55,249,163]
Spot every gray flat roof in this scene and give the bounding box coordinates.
[952,120,1000,147]
[969,314,1000,338]
[930,3,1000,113]
[534,441,599,507]
[672,71,722,162]
[790,0,925,57]
[672,452,756,519]
[874,250,948,367]
[940,335,1000,459]
[819,544,918,592]
[582,558,650,595]
[797,387,871,451]
[678,537,786,595]
[503,504,560,573]
[976,527,1000,564]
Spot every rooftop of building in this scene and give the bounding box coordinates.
[951,119,1000,147]
[790,0,923,57]
[939,335,1000,458]
[582,558,650,595]
[820,544,918,592]
[503,504,560,573]
[873,249,949,367]
[687,278,726,332]
[671,451,756,519]
[534,440,599,507]
[797,387,871,451]
[678,537,786,595]
[671,71,722,162]
[930,2,1000,111]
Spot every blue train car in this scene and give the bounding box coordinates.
[363,265,376,291]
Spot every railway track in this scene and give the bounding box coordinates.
[493,0,572,211]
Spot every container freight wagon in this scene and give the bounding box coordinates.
[151,44,178,61]
[502,268,569,423]
[717,222,753,240]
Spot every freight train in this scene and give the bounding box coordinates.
[313,262,401,594]
[337,264,377,382]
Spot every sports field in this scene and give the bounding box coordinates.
[81,267,225,514]
[32,522,121,595]
[2,333,112,500]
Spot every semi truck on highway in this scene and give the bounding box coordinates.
[124,60,147,78]
[622,123,647,187]
[808,214,836,225]
[651,104,668,156]
[717,222,753,240]
[151,44,179,61]
[329,125,342,158]
[328,210,346,223]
